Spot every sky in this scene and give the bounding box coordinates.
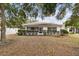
[35,3,75,25]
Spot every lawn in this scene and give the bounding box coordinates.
[0,34,79,56]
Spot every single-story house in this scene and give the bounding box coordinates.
[22,22,65,35]
[22,22,79,35]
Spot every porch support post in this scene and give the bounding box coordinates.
[57,27,61,35]
[74,28,76,33]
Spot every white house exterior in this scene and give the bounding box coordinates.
[23,22,64,35]
[22,22,79,35]
[66,26,79,33]
[5,28,18,35]
[0,28,18,35]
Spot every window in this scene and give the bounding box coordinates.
[48,27,57,32]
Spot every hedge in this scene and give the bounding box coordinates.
[60,29,69,36]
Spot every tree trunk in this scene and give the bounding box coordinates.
[0,4,6,42]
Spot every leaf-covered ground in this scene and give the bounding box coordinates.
[0,34,79,56]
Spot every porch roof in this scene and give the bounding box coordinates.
[23,22,63,27]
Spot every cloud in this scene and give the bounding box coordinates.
[35,4,74,25]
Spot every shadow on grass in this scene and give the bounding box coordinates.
[0,39,16,46]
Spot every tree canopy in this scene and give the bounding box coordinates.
[1,3,79,28]
[3,3,57,28]
[65,4,79,28]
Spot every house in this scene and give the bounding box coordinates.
[22,21,79,36]
[0,20,79,36]
[22,22,65,35]
[66,26,79,34]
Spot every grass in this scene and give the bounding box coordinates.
[68,34,79,45]
[0,34,79,56]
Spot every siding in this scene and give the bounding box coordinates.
[0,28,18,35]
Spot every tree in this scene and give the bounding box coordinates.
[0,4,6,42]
[0,3,39,42]
[6,4,27,28]
[65,4,79,28]
[56,3,73,20]
[42,3,56,16]
[22,3,56,19]
[0,3,27,43]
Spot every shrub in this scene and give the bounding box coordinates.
[18,29,39,36]
[60,29,69,36]
[17,29,26,35]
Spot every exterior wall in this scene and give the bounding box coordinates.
[23,23,65,35]
[66,27,70,32]
[23,26,60,35]
[65,26,79,33]
[43,27,48,30]
[57,27,61,31]
[61,24,65,29]
[25,27,27,30]
[6,28,18,35]
[25,26,61,32]
[0,28,18,35]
